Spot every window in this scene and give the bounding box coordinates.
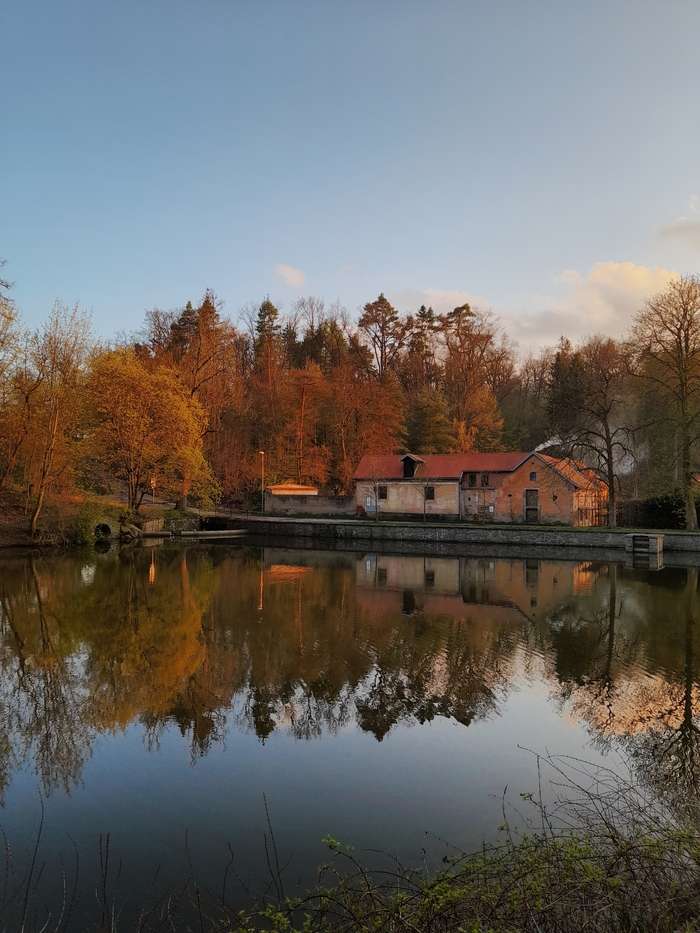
[402,457,417,478]
[425,569,435,588]
[529,471,537,481]
[377,567,387,585]
[481,473,489,487]
[468,473,477,487]
[378,485,387,500]
[424,485,435,500]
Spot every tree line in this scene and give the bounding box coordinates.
[2,262,700,528]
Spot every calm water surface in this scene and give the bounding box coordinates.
[1,542,699,924]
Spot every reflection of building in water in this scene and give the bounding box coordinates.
[573,561,598,593]
[265,564,314,584]
[356,553,593,623]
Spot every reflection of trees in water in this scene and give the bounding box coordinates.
[542,564,700,811]
[0,549,532,789]
[3,548,699,806]
[355,617,519,741]
[0,549,214,794]
[545,564,643,741]
[0,557,90,797]
[623,568,700,808]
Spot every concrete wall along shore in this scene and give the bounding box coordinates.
[231,515,700,553]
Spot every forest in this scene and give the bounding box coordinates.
[2,262,700,530]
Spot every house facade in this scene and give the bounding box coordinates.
[353,452,608,525]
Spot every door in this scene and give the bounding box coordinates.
[524,488,539,523]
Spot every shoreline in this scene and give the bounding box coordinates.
[218,514,700,553]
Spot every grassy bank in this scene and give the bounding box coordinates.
[0,486,166,548]
[230,785,700,933]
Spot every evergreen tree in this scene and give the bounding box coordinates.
[255,298,281,342]
[406,387,457,453]
[169,301,198,357]
[547,338,587,440]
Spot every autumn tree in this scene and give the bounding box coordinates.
[632,276,700,529]
[324,365,405,491]
[441,303,504,450]
[143,291,242,507]
[0,268,27,490]
[27,305,91,535]
[85,348,212,511]
[285,362,328,484]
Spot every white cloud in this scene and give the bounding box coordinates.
[274,263,305,287]
[389,287,488,315]
[391,262,678,355]
[504,261,678,351]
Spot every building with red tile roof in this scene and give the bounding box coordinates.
[354,451,607,525]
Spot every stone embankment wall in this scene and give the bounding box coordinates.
[231,516,700,553]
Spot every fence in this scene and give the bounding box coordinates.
[576,506,609,527]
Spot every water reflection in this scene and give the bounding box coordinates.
[0,546,699,806]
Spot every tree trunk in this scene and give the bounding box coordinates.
[680,419,698,530]
[605,425,617,528]
[296,384,307,483]
[29,405,59,536]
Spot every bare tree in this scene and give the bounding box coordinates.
[560,337,633,527]
[28,304,91,535]
[632,276,700,530]
[0,259,17,385]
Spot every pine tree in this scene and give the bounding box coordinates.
[406,387,457,453]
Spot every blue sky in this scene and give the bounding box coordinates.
[3,1,700,349]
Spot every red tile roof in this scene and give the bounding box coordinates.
[536,454,606,491]
[354,452,531,480]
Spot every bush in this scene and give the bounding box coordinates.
[617,494,691,529]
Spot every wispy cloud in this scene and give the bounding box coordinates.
[658,195,700,250]
[392,262,678,354]
[659,219,700,249]
[274,263,305,287]
[389,287,488,315]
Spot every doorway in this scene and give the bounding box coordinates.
[524,488,539,523]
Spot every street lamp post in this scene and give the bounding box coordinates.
[259,450,265,513]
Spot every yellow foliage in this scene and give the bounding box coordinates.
[86,348,212,509]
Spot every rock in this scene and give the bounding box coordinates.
[119,522,142,540]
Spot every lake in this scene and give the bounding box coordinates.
[0,541,698,928]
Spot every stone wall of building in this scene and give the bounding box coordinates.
[264,493,355,516]
[355,480,460,517]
